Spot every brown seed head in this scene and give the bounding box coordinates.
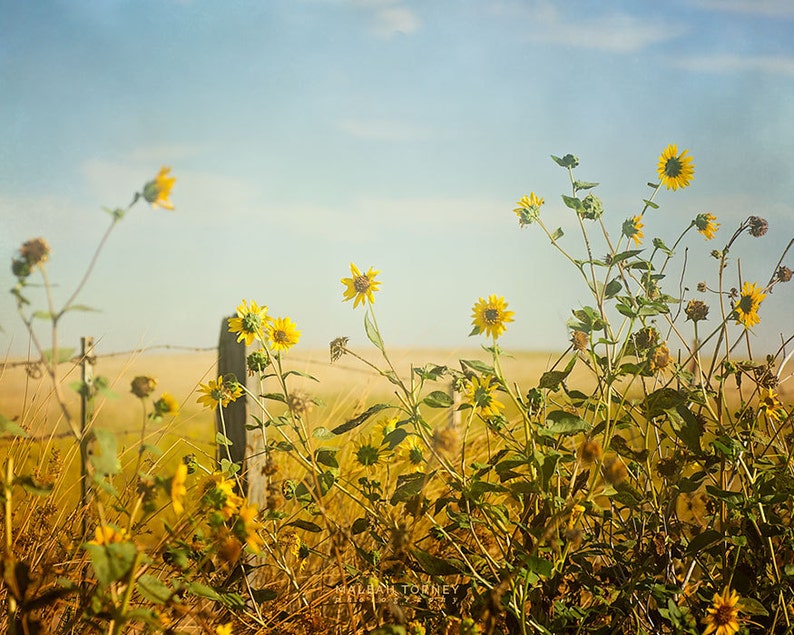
[685,299,709,322]
[748,215,768,237]
[19,237,51,267]
[776,265,792,283]
[131,375,157,398]
[570,330,588,351]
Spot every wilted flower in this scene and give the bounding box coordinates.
[685,299,709,323]
[633,327,659,351]
[143,166,176,210]
[267,316,301,353]
[649,342,672,373]
[776,265,792,283]
[19,237,51,267]
[602,457,628,485]
[470,295,515,340]
[330,336,350,363]
[697,281,708,293]
[578,438,603,464]
[702,588,741,635]
[657,144,694,190]
[694,213,720,240]
[733,281,766,329]
[747,215,768,237]
[131,375,157,399]
[570,330,588,351]
[622,216,644,247]
[341,263,381,307]
[287,391,314,416]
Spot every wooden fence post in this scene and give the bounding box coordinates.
[448,380,461,427]
[216,318,267,510]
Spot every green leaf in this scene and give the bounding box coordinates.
[315,448,339,469]
[251,588,278,602]
[312,426,335,440]
[84,541,137,587]
[525,555,554,578]
[685,529,723,556]
[88,428,121,476]
[561,195,583,212]
[551,154,579,168]
[737,597,769,617]
[543,411,591,436]
[550,227,564,242]
[0,415,28,438]
[573,180,599,192]
[136,574,174,605]
[63,304,100,314]
[413,364,447,381]
[186,581,222,602]
[364,310,384,353]
[286,519,324,533]
[391,472,427,504]
[411,548,463,575]
[668,405,703,453]
[538,356,576,391]
[14,475,53,497]
[282,369,319,382]
[261,392,287,403]
[604,278,622,298]
[642,198,660,209]
[460,359,495,375]
[32,311,54,320]
[423,391,454,408]
[644,388,686,419]
[331,403,391,435]
[383,427,408,449]
[215,432,233,446]
[351,517,370,535]
[610,249,643,263]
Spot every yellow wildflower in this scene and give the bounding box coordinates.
[341,263,381,307]
[171,462,188,515]
[266,316,301,353]
[228,299,269,347]
[657,144,694,190]
[144,166,176,210]
[197,375,243,410]
[734,281,766,329]
[470,295,514,340]
[702,588,741,635]
[695,213,720,240]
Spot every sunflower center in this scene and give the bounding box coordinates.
[664,157,682,177]
[242,313,262,333]
[714,604,736,625]
[483,308,500,324]
[272,329,288,344]
[354,275,371,293]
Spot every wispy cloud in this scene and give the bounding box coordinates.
[673,54,794,76]
[338,118,433,142]
[354,0,420,38]
[693,0,794,18]
[492,2,686,53]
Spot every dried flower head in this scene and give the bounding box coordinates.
[19,237,51,267]
[747,215,768,237]
[131,375,157,399]
[287,391,314,416]
[330,336,349,363]
[602,457,628,485]
[578,438,603,464]
[776,265,792,283]
[649,342,672,373]
[685,299,709,322]
[633,327,659,351]
[697,281,708,293]
[570,330,588,351]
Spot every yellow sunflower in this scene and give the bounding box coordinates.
[398,434,425,471]
[235,503,265,554]
[144,166,176,210]
[513,192,544,226]
[465,375,505,418]
[657,144,695,190]
[758,387,785,422]
[341,263,381,307]
[734,281,766,329]
[702,588,741,635]
[695,213,720,240]
[154,392,180,417]
[622,216,644,247]
[266,316,301,353]
[203,473,245,519]
[197,376,243,410]
[87,524,128,546]
[228,300,269,347]
[171,462,188,515]
[216,624,233,635]
[470,295,515,340]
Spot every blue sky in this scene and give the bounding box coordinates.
[2,0,793,358]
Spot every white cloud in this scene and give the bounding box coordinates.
[673,54,794,76]
[491,2,686,52]
[693,0,794,18]
[338,118,432,142]
[353,0,420,38]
